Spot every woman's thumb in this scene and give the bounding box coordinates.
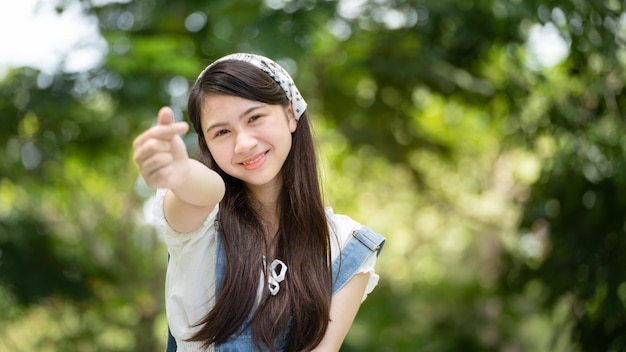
[157,106,174,125]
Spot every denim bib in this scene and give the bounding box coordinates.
[166,226,385,352]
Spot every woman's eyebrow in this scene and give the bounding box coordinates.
[205,104,265,133]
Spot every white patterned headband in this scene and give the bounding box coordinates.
[196,53,308,120]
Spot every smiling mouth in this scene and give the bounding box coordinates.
[241,151,268,166]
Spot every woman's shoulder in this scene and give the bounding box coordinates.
[325,207,363,249]
[153,188,219,244]
[325,207,386,256]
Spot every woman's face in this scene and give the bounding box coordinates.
[201,93,297,195]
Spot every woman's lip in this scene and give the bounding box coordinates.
[240,151,268,169]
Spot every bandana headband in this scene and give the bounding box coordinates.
[196,53,308,120]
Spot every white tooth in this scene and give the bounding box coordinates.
[243,153,263,165]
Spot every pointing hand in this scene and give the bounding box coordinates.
[132,107,191,189]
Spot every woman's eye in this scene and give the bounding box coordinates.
[249,114,262,123]
[215,129,229,137]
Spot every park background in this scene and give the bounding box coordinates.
[1,0,625,351]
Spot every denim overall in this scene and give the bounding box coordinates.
[166,226,385,352]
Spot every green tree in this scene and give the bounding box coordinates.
[1,0,624,351]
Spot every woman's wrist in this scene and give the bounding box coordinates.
[170,159,225,208]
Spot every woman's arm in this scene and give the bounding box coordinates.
[133,107,225,232]
[162,159,224,232]
[312,273,370,352]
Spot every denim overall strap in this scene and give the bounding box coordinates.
[214,231,283,351]
[214,229,227,297]
[165,252,177,352]
[166,325,176,352]
[332,226,385,294]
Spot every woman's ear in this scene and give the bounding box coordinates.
[286,105,297,133]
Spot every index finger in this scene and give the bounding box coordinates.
[132,122,189,149]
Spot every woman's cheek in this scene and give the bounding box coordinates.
[210,144,231,167]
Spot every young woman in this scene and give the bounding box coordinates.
[132,53,385,352]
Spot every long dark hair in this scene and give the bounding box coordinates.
[186,60,332,351]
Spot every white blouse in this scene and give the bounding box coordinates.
[153,189,380,352]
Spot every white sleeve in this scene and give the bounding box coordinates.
[153,188,220,344]
[152,188,218,255]
[356,252,380,302]
[326,208,381,302]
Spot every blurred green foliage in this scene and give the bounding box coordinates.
[1,0,625,351]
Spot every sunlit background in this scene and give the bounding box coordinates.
[1,0,625,351]
[0,0,570,73]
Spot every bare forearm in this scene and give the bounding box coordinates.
[312,273,369,352]
[164,159,225,232]
[168,159,224,207]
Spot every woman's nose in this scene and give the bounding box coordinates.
[234,131,257,154]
